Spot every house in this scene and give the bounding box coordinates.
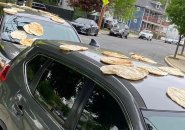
[128,0,169,33]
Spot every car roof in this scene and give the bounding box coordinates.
[1,4,70,27]
[32,40,185,112]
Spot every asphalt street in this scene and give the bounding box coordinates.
[80,33,177,65]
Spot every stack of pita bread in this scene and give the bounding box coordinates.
[131,53,157,64]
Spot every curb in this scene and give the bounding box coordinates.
[164,55,185,73]
[164,55,176,68]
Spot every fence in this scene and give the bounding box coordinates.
[45,4,74,21]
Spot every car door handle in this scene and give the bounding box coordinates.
[13,103,24,116]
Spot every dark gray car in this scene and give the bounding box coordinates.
[71,18,99,36]
[109,22,129,39]
[0,5,80,60]
[0,40,184,130]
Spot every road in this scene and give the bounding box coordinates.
[80,33,177,65]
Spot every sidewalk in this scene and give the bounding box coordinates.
[165,54,185,73]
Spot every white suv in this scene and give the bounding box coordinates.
[139,30,153,41]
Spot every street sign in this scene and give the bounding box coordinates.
[102,0,109,6]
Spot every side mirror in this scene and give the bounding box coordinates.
[89,39,100,47]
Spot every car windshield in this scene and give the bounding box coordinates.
[142,110,185,130]
[75,18,91,25]
[2,15,80,43]
[114,23,125,29]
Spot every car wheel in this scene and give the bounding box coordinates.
[121,33,124,38]
[94,31,98,36]
[125,35,128,39]
[87,29,91,36]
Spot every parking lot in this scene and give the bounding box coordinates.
[80,32,177,65]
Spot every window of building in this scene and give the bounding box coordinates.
[76,86,129,130]
[137,7,140,11]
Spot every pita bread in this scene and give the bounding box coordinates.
[3,8,17,15]
[60,44,88,51]
[23,24,32,34]
[20,38,35,46]
[100,65,148,81]
[50,16,65,24]
[102,51,128,59]
[139,66,168,76]
[29,22,44,36]
[11,7,25,12]
[131,53,157,64]
[100,57,133,66]
[11,31,27,40]
[167,87,185,108]
[159,67,185,77]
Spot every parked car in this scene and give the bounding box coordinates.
[0,4,80,60]
[109,22,129,39]
[71,18,99,36]
[104,18,118,29]
[165,37,185,45]
[16,1,47,11]
[0,39,184,130]
[139,30,153,41]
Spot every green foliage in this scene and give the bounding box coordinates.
[166,0,185,35]
[110,0,136,21]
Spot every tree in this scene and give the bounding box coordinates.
[166,0,185,57]
[69,0,103,12]
[110,0,136,21]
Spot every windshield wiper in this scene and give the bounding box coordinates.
[2,38,20,44]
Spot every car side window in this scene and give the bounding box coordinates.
[76,86,129,130]
[26,55,48,84]
[28,55,96,126]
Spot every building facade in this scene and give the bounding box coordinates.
[129,0,169,34]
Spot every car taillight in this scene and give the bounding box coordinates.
[0,64,10,81]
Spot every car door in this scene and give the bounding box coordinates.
[23,54,100,130]
[90,21,98,35]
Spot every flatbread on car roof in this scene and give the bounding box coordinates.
[3,8,17,15]
[28,22,44,36]
[11,30,27,40]
[131,53,157,64]
[50,16,65,24]
[11,7,25,12]
[102,51,129,59]
[159,67,185,77]
[139,66,168,76]
[20,38,35,46]
[60,44,88,51]
[100,65,148,81]
[167,87,185,109]
[100,57,133,66]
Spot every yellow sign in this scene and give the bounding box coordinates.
[102,0,109,6]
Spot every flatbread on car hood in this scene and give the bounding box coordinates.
[60,44,88,51]
[139,66,168,76]
[102,51,129,59]
[100,57,133,66]
[20,38,35,46]
[159,67,185,77]
[100,65,148,81]
[167,87,185,109]
[131,53,157,64]
[3,8,17,15]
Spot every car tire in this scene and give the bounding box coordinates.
[125,35,128,39]
[121,33,124,38]
[87,29,91,36]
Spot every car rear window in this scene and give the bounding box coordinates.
[2,15,80,43]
